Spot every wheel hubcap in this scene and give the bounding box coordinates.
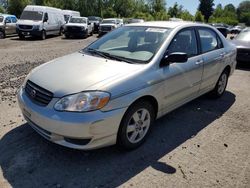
[126,108,151,144]
[218,73,227,94]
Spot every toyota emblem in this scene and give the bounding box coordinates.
[30,89,36,98]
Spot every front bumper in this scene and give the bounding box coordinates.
[17,87,127,150]
[16,28,43,37]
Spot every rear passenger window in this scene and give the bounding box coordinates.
[168,29,198,58]
[198,28,219,53]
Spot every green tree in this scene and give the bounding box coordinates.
[237,1,250,26]
[195,10,205,22]
[8,0,32,17]
[0,5,5,13]
[181,10,194,21]
[168,2,183,18]
[198,0,214,22]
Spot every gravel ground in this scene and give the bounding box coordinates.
[0,35,250,188]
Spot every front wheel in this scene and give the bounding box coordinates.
[117,101,155,150]
[41,30,46,40]
[209,70,229,98]
[0,31,5,39]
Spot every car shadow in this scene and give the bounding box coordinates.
[10,35,61,41]
[0,91,236,188]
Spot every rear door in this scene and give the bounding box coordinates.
[5,17,14,35]
[161,28,204,111]
[197,27,225,93]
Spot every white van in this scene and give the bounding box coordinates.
[16,5,65,40]
[62,10,80,23]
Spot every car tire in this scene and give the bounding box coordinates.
[18,33,25,40]
[209,70,229,98]
[41,30,46,40]
[0,30,5,39]
[90,30,93,36]
[59,28,63,36]
[117,101,155,150]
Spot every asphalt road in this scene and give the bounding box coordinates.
[0,35,250,188]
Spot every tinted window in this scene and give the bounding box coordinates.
[11,17,17,23]
[0,16,3,22]
[198,28,219,53]
[69,17,86,24]
[168,29,198,58]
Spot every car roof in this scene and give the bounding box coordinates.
[0,14,16,18]
[128,21,209,29]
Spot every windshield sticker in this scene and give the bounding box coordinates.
[145,28,167,33]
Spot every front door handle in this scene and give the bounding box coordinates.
[195,60,204,65]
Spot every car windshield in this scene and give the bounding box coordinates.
[69,17,86,24]
[20,11,43,21]
[235,29,250,42]
[88,16,100,21]
[0,16,3,22]
[84,26,170,64]
[102,19,116,24]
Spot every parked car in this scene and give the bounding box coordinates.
[98,18,121,36]
[18,21,236,150]
[127,18,144,24]
[64,16,93,38]
[0,14,18,39]
[88,16,102,33]
[231,28,250,64]
[62,10,80,23]
[16,5,65,40]
[230,25,243,34]
[215,26,229,38]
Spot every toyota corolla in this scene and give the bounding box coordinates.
[18,21,237,150]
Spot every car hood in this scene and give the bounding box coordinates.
[100,23,116,27]
[65,23,86,27]
[17,19,42,26]
[28,52,142,97]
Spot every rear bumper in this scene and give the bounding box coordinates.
[17,87,127,150]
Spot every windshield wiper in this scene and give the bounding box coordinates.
[87,48,111,59]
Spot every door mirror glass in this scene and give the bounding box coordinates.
[161,52,188,66]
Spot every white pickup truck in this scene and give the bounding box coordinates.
[98,18,123,36]
[64,16,93,38]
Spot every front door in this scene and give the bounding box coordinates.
[160,28,203,112]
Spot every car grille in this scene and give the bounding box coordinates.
[25,80,53,106]
[67,26,82,32]
[100,26,111,31]
[18,25,33,30]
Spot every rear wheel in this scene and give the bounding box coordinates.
[0,31,5,39]
[209,70,229,98]
[117,101,155,150]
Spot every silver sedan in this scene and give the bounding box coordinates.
[18,21,237,150]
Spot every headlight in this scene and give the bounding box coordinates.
[81,27,86,30]
[111,26,115,29]
[33,25,40,30]
[54,91,110,112]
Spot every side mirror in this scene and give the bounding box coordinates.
[43,13,48,22]
[160,52,188,67]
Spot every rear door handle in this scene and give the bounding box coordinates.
[195,60,203,65]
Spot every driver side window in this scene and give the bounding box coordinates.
[168,29,198,58]
[5,17,11,23]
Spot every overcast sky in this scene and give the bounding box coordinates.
[166,0,241,15]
